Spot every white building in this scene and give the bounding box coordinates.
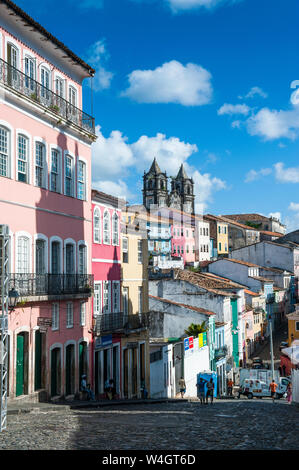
[197,219,211,262]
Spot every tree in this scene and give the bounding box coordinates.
[184,321,208,337]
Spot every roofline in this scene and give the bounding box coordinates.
[1,0,95,76]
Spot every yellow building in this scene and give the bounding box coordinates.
[286,306,299,345]
[120,217,150,398]
[203,214,229,256]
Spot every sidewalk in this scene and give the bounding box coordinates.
[7,397,192,414]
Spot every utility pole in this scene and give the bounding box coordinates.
[0,225,9,432]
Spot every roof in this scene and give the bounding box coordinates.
[259,230,284,237]
[222,213,274,222]
[244,289,260,297]
[1,0,95,76]
[213,258,261,268]
[217,215,260,231]
[171,269,242,297]
[149,294,216,316]
[249,275,274,283]
[245,305,253,312]
[176,164,189,180]
[215,321,226,327]
[91,189,126,208]
[204,214,228,224]
[148,158,163,174]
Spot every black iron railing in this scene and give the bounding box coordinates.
[214,345,228,360]
[9,273,94,298]
[95,312,149,334]
[0,58,95,135]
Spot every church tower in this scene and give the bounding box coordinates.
[143,158,168,210]
[170,164,195,214]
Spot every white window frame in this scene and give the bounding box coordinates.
[103,280,111,313]
[34,139,48,189]
[94,281,102,316]
[64,238,76,275]
[50,146,62,193]
[112,211,119,246]
[51,303,59,331]
[0,124,11,179]
[138,286,143,314]
[77,158,86,201]
[78,241,88,275]
[103,210,111,245]
[49,236,63,274]
[66,302,74,328]
[64,153,75,197]
[80,301,86,326]
[34,234,48,274]
[137,239,142,264]
[112,281,120,313]
[122,236,128,263]
[16,131,30,183]
[122,287,129,315]
[15,231,32,274]
[93,206,101,244]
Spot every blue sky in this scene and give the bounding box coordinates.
[18,0,299,231]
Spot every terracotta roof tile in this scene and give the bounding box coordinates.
[149,295,216,316]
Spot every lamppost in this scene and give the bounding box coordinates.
[8,288,19,312]
[291,333,294,372]
[268,314,275,380]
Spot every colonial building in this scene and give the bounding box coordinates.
[0,0,95,401]
[143,159,195,215]
[222,213,286,235]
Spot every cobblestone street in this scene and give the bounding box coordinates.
[0,399,298,450]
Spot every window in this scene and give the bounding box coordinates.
[296,321,299,332]
[17,134,28,182]
[94,283,102,315]
[69,86,77,106]
[103,281,111,313]
[219,242,222,251]
[17,236,30,273]
[78,244,87,275]
[0,126,9,177]
[35,142,46,188]
[93,207,101,243]
[41,67,50,100]
[50,149,60,193]
[112,212,119,245]
[66,302,73,328]
[122,237,128,263]
[186,245,189,253]
[103,210,111,244]
[51,303,59,331]
[138,239,142,263]
[112,282,120,313]
[80,302,86,326]
[51,241,61,274]
[77,160,86,200]
[24,56,35,91]
[122,287,129,315]
[65,244,75,274]
[35,239,46,274]
[138,286,143,314]
[65,155,74,197]
[55,77,64,98]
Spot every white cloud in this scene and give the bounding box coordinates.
[122,60,213,106]
[86,40,113,91]
[131,133,198,174]
[274,162,299,183]
[192,170,227,214]
[245,167,272,183]
[166,0,243,12]
[217,103,251,116]
[238,86,268,100]
[92,179,133,201]
[246,107,299,141]
[268,212,281,222]
[289,202,299,212]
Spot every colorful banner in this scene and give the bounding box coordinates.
[198,333,203,348]
[203,332,207,346]
[189,337,194,349]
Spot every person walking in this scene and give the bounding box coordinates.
[269,379,278,403]
[196,377,207,404]
[206,378,215,405]
[178,377,186,398]
[227,378,234,397]
[286,382,292,405]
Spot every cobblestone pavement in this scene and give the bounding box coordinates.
[0,399,298,450]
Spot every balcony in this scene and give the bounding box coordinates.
[95,312,149,335]
[214,345,228,361]
[8,273,94,300]
[0,58,95,136]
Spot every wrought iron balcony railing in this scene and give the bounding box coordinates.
[8,273,94,298]
[0,58,95,135]
[214,345,228,360]
[95,312,149,334]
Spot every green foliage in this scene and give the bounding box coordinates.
[187,266,201,273]
[184,321,208,337]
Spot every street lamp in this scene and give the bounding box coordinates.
[8,288,19,312]
[268,314,275,380]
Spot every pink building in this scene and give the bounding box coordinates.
[0,1,95,400]
[91,190,122,398]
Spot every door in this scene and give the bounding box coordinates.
[231,298,239,367]
[65,344,75,396]
[79,342,88,388]
[34,330,42,390]
[51,348,61,397]
[174,343,183,396]
[123,349,128,398]
[16,334,24,397]
[7,43,18,87]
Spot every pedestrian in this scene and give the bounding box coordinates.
[104,379,111,399]
[196,377,207,404]
[286,382,292,405]
[109,378,116,399]
[80,375,95,401]
[269,379,278,403]
[140,379,148,399]
[178,377,186,398]
[227,378,234,397]
[206,378,214,405]
[86,383,95,401]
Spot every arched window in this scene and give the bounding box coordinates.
[93,207,101,243]
[103,210,111,244]
[17,236,30,273]
[112,212,119,245]
[0,126,10,178]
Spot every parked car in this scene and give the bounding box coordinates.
[237,377,291,399]
[252,357,264,369]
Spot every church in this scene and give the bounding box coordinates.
[142,158,195,215]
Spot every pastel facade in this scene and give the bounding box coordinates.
[91,190,122,398]
[0,1,95,400]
